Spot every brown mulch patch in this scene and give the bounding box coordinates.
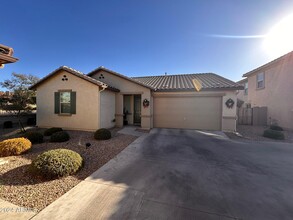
[0,128,137,212]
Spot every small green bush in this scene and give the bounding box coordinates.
[31,149,83,179]
[24,131,44,144]
[94,128,111,140]
[263,129,285,140]
[50,131,70,142]
[270,125,283,131]
[44,127,63,136]
[3,121,13,129]
[0,138,32,157]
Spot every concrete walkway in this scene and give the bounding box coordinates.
[32,134,149,220]
[0,199,36,220]
[117,126,147,137]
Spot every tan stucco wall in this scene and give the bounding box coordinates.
[152,91,237,131]
[246,58,293,129]
[36,70,100,131]
[222,91,237,131]
[91,70,152,129]
[100,90,116,128]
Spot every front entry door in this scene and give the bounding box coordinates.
[133,95,141,124]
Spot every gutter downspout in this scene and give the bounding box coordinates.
[99,84,108,128]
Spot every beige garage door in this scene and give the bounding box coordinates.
[154,96,222,130]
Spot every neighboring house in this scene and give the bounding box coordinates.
[236,78,248,106]
[237,51,293,129]
[30,66,242,131]
[0,44,18,68]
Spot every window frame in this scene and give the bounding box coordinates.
[54,90,76,115]
[256,72,265,89]
[59,90,72,115]
[244,82,248,95]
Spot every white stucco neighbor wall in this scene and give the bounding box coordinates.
[100,90,116,128]
[36,70,100,131]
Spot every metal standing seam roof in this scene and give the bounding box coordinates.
[29,66,120,92]
[132,73,243,91]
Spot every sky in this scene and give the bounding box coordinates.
[1,0,293,89]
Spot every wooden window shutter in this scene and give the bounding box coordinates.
[54,92,60,114]
[71,91,76,114]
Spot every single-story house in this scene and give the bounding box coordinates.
[30,66,243,131]
[237,50,293,129]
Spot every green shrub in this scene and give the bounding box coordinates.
[24,131,44,144]
[0,138,32,157]
[44,127,63,136]
[263,129,285,140]
[3,121,13,129]
[94,128,111,140]
[269,125,283,131]
[31,149,83,179]
[50,131,70,142]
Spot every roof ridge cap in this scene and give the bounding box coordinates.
[133,72,215,78]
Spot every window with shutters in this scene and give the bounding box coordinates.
[54,91,76,115]
[60,91,71,114]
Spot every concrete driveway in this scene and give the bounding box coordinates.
[33,128,293,220]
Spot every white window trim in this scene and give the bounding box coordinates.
[256,72,265,89]
[244,82,248,95]
[60,91,71,115]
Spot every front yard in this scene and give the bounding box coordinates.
[0,128,137,212]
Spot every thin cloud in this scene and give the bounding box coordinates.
[206,34,267,39]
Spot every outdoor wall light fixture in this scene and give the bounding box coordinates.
[85,142,91,149]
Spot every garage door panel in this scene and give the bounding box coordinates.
[154,96,222,130]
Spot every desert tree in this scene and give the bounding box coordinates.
[0,73,39,132]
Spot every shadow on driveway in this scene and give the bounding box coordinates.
[33,128,293,220]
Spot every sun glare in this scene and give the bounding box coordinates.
[263,13,293,58]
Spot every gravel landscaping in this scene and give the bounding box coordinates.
[225,125,293,143]
[0,128,137,212]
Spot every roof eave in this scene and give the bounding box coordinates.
[29,66,120,92]
[237,78,248,84]
[106,87,120,92]
[88,67,155,91]
[0,53,19,64]
[29,66,65,90]
[243,50,293,77]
